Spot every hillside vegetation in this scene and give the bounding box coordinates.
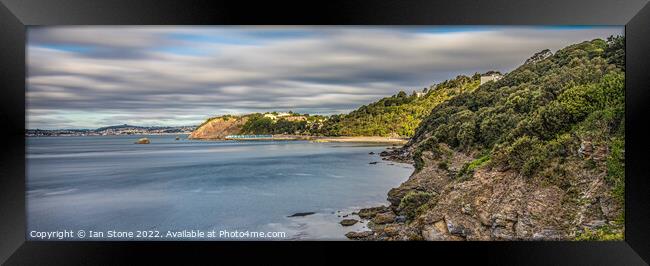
[412,36,624,194]
[318,76,482,137]
[357,36,625,241]
[192,74,485,138]
[191,112,327,138]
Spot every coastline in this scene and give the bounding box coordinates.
[341,146,417,240]
[189,135,409,144]
[311,136,408,144]
[282,147,414,240]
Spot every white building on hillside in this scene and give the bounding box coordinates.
[264,112,292,120]
[480,73,503,85]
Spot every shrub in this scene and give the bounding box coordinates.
[493,136,544,172]
[398,191,435,220]
[457,154,490,179]
[574,226,623,241]
[606,137,625,206]
[413,138,446,172]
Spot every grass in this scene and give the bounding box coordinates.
[457,154,491,179]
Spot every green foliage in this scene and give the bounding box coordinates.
[520,72,624,140]
[240,113,312,135]
[413,150,425,172]
[398,191,435,220]
[492,136,544,176]
[195,114,237,130]
[437,161,449,170]
[574,225,624,241]
[318,76,481,137]
[457,154,491,179]
[411,37,625,225]
[604,35,625,70]
[607,137,625,206]
[413,139,450,172]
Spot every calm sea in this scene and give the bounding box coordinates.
[26,135,412,240]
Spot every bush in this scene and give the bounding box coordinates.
[398,191,435,220]
[413,138,447,172]
[606,137,625,206]
[493,136,544,172]
[457,154,490,179]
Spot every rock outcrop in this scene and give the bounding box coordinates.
[188,116,248,139]
[134,138,150,144]
[340,219,359,226]
[347,148,623,241]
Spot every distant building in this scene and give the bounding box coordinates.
[415,92,426,97]
[264,112,292,120]
[480,73,503,85]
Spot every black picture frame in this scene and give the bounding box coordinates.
[1,0,649,264]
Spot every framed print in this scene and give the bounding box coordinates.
[1,0,649,264]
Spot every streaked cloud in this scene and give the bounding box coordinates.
[27,26,623,129]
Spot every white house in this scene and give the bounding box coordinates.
[263,112,291,120]
[480,73,503,85]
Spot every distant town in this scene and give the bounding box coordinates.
[26,124,197,137]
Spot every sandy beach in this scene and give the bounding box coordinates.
[312,136,408,144]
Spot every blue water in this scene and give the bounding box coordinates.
[26,135,413,240]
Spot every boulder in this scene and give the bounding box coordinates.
[422,220,452,240]
[135,138,150,144]
[461,204,472,215]
[387,187,407,210]
[446,219,469,237]
[345,231,373,240]
[358,206,389,219]
[382,224,400,237]
[373,212,396,224]
[340,219,359,226]
[531,229,564,241]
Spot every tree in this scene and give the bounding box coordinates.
[605,35,625,70]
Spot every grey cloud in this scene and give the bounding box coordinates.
[27,26,622,129]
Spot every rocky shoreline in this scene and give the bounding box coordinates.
[343,147,417,240]
[344,142,624,241]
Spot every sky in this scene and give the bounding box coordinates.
[27,26,623,129]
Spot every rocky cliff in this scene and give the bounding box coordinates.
[356,143,622,241]
[188,116,248,139]
[349,37,626,241]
